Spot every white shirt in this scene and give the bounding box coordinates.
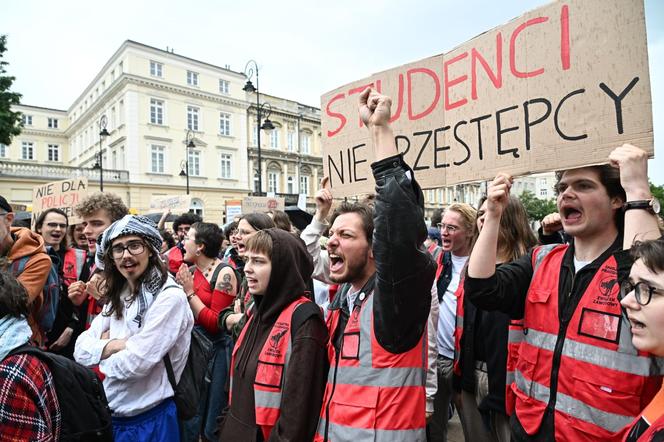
[437,254,468,359]
[74,277,194,417]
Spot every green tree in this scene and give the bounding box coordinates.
[518,190,558,223]
[0,35,22,146]
[650,181,664,204]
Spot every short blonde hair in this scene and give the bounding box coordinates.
[446,203,477,234]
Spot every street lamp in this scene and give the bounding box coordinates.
[179,130,196,194]
[96,115,110,191]
[244,60,276,196]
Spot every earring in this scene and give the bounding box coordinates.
[195,250,201,257]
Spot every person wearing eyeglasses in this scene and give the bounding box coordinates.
[466,145,662,441]
[620,238,664,441]
[74,215,193,442]
[34,208,90,358]
[428,203,477,442]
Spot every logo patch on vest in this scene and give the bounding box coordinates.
[578,307,621,344]
[266,322,288,358]
[592,276,619,308]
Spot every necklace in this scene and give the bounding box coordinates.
[199,258,217,278]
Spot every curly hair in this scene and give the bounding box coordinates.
[0,270,29,319]
[75,192,128,222]
[172,213,202,233]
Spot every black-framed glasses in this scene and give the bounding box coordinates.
[110,241,146,259]
[619,279,663,306]
[437,223,460,233]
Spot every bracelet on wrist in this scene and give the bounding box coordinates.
[186,292,195,301]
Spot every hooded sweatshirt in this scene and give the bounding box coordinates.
[218,229,328,442]
[5,227,52,341]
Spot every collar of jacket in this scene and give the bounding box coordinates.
[328,273,377,312]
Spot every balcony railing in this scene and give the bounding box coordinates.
[0,161,130,183]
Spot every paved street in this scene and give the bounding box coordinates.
[447,413,464,442]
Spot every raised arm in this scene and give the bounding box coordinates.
[359,88,436,353]
[609,144,661,248]
[300,177,333,284]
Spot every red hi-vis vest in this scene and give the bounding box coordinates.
[452,274,466,377]
[62,248,86,288]
[229,296,309,441]
[315,287,427,442]
[505,319,524,416]
[515,244,662,441]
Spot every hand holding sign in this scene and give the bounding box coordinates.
[315,177,333,223]
[608,144,650,200]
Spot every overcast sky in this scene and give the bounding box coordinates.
[3,0,663,183]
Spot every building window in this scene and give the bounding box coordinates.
[287,131,295,152]
[219,79,230,94]
[21,141,34,160]
[287,176,294,194]
[150,145,165,173]
[301,134,310,154]
[270,129,279,148]
[540,188,548,197]
[220,153,232,179]
[300,175,309,195]
[188,150,201,176]
[252,125,258,146]
[187,70,199,86]
[22,115,32,126]
[219,112,231,136]
[254,173,260,193]
[48,118,59,129]
[187,106,199,131]
[150,61,163,77]
[150,99,164,125]
[0,144,7,157]
[47,144,60,162]
[268,172,279,193]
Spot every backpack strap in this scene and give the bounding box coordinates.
[290,301,323,344]
[5,343,40,361]
[163,354,177,392]
[209,263,226,292]
[10,256,30,277]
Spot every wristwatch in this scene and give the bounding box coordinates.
[623,198,661,215]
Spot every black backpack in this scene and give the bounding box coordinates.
[8,344,113,441]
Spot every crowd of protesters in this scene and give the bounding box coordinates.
[1,88,663,442]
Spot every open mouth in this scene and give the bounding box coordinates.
[121,261,138,271]
[630,319,646,330]
[329,254,345,273]
[561,206,582,224]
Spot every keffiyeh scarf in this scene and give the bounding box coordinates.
[95,215,165,328]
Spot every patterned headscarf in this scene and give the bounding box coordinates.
[95,215,166,328]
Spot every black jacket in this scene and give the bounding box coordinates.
[328,154,436,355]
[465,235,632,441]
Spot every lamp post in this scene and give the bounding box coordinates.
[97,115,110,191]
[243,60,276,196]
[179,130,196,195]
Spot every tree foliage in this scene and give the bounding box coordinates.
[518,190,558,223]
[0,35,22,146]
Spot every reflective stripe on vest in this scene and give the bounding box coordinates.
[230,296,309,440]
[514,370,633,433]
[318,418,425,442]
[515,244,662,438]
[317,290,427,441]
[505,320,524,416]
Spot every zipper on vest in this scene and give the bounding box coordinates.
[546,273,577,415]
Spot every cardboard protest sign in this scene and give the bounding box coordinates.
[149,195,192,214]
[32,178,88,226]
[321,0,653,197]
[242,196,285,214]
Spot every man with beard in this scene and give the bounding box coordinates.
[314,88,436,441]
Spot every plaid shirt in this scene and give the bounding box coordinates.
[0,353,61,441]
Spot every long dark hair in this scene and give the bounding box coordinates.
[101,238,168,320]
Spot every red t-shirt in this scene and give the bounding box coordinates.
[193,267,235,334]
